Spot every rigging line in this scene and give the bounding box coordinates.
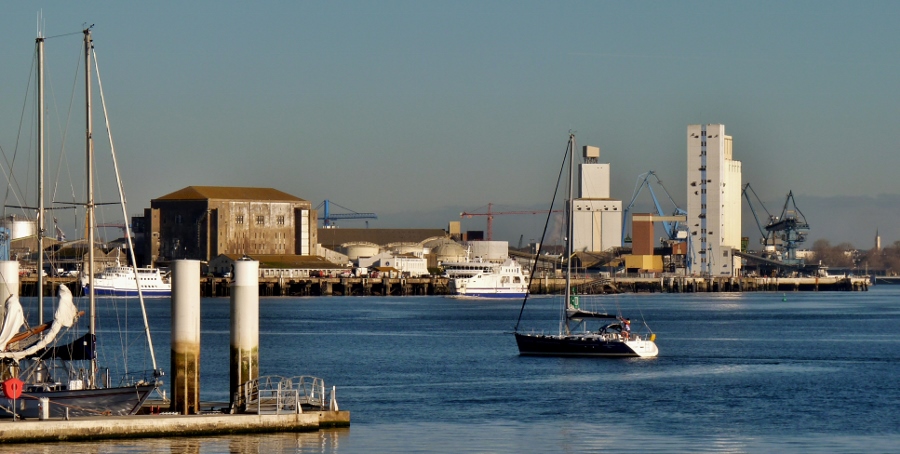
[51,34,83,212]
[43,30,86,40]
[2,48,40,215]
[514,136,571,332]
[93,46,158,373]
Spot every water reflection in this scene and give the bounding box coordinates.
[0,429,350,454]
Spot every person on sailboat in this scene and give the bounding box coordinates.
[623,319,631,340]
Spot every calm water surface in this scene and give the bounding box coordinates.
[4,287,899,453]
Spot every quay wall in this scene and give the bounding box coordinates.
[0,411,350,443]
[21,275,868,297]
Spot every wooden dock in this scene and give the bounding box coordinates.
[20,274,868,298]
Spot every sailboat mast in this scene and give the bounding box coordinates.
[563,133,575,335]
[36,32,45,325]
[84,27,97,386]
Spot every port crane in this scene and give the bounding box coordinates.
[742,183,777,255]
[316,200,377,227]
[766,191,809,266]
[460,203,560,241]
[621,171,688,243]
[621,171,691,270]
[742,184,810,266]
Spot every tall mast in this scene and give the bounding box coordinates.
[84,27,97,386]
[36,32,45,325]
[563,133,575,335]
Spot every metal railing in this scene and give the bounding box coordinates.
[232,375,334,415]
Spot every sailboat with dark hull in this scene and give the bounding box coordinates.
[513,133,658,358]
[0,26,160,418]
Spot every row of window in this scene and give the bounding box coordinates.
[235,215,286,225]
[169,214,287,225]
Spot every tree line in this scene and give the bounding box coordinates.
[812,239,900,274]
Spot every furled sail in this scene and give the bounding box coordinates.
[0,285,79,360]
[566,308,618,320]
[0,295,25,350]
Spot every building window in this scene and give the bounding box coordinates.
[176,214,183,224]
[277,215,285,225]
[236,215,244,224]
[257,215,265,225]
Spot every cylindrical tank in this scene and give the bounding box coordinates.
[390,242,422,255]
[343,243,380,261]
[0,215,36,240]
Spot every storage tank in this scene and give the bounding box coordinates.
[432,241,467,263]
[342,242,381,261]
[0,215,37,240]
[388,242,423,255]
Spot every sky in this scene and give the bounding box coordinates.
[1,1,899,250]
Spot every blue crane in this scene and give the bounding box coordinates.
[622,171,692,270]
[315,200,377,227]
[622,171,687,244]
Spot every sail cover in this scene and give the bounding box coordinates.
[566,309,618,320]
[0,295,25,350]
[36,333,96,361]
[0,285,79,360]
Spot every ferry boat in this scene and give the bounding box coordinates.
[443,257,528,299]
[83,265,171,297]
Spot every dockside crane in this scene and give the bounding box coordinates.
[742,183,777,256]
[316,200,377,227]
[622,171,688,244]
[742,184,810,269]
[460,203,560,241]
[766,191,809,266]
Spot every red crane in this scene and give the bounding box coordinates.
[460,203,560,241]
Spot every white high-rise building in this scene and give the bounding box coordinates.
[686,124,742,276]
[572,145,623,253]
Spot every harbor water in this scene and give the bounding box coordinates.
[4,287,899,453]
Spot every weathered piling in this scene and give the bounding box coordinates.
[171,260,201,415]
[230,259,259,407]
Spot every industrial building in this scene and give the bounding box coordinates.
[572,145,623,253]
[145,186,317,265]
[687,124,742,276]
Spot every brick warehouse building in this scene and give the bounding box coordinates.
[144,186,317,266]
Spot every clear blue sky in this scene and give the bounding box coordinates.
[2,1,898,250]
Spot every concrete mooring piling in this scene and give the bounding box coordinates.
[171,260,201,415]
[230,259,259,406]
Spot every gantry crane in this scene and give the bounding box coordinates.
[316,200,377,227]
[460,203,560,241]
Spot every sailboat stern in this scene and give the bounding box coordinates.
[625,338,659,358]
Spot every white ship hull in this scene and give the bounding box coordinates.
[445,258,528,299]
[83,266,171,297]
